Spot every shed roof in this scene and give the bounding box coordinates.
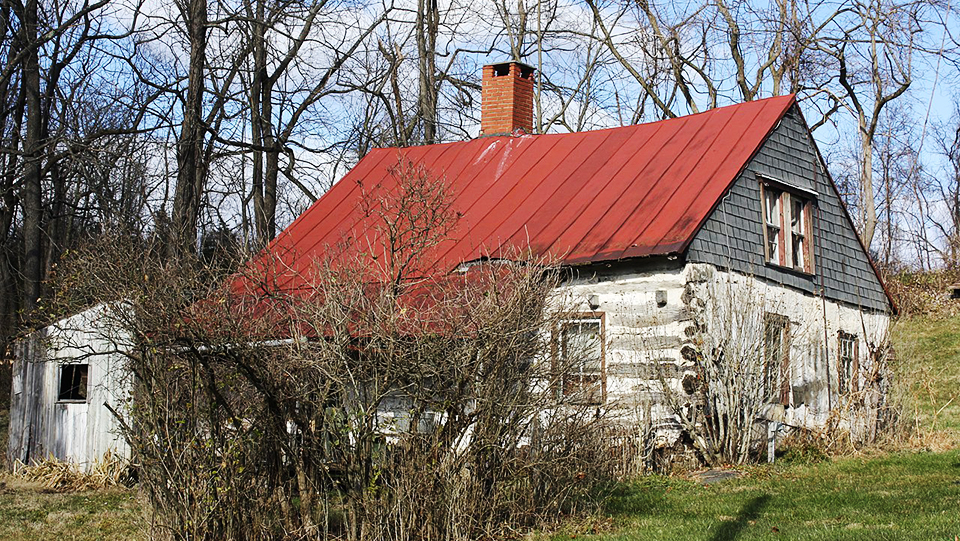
[257,95,796,291]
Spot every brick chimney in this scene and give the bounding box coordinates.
[481,61,535,136]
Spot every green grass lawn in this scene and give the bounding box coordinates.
[0,476,145,541]
[892,315,960,444]
[562,450,960,541]
[547,313,960,541]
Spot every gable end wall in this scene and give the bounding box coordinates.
[686,106,889,312]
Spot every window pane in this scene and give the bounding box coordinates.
[765,189,780,225]
[560,319,604,403]
[793,234,804,269]
[767,226,780,262]
[58,364,89,401]
[792,199,804,234]
[838,333,857,394]
[563,321,601,374]
[763,315,789,404]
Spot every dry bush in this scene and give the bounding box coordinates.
[655,275,800,466]
[647,270,899,465]
[52,159,618,540]
[884,269,960,317]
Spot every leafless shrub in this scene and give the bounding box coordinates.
[884,269,960,317]
[665,276,781,465]
[644,274,814,466]
[53,159,618,540]
[658,272,896,463]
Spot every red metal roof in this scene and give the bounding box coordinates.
[255,95,796,291]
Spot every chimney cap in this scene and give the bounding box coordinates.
[484,61,536,77]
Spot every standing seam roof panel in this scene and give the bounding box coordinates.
[519,126,642,255]
[541,120,681,261]
[657,99,787,253]
[563,111,713,260]
[438,135,560,263]
[606,104,744,259]
[248,95,801,291]
[471,131,612,260]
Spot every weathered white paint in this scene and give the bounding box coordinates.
[555,262,891,445]
[7,304,132,471]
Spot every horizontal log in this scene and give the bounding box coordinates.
[608,334,685,351]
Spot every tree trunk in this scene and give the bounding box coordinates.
[0,14,24,330]
[860,130,876,250]
[248,0,280,247]
[20,0,42,317]
[171,0,208,256]
[416,0,438,144]
[250,0,266,247]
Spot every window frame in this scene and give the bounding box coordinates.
[763,313,791,406]
[837,331,859,396]
[759,177,816,275]
[57,363,89,402]
[554,312,606,404]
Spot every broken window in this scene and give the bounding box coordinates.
[837,331,859,396]
[558,316,604,404]
[760,180,815,273]
[58,364,89,401]
[763,314,791,405]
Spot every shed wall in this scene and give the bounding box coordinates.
[7,305,131,470]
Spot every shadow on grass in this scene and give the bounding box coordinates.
[709,494,769,541]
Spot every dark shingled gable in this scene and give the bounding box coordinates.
[686,105,891,312]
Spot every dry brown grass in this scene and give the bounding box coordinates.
[884,269,960,318]
[12,450,131,492]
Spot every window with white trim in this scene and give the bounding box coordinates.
[760,181,815,273]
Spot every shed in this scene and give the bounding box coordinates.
[7,304,131,470]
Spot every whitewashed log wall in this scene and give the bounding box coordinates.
[558,262,891,444]
[6,264,891,469]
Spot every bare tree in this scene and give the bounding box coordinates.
[828,0,920,249]
[167,0,209,255]
[231,0,390,246]
[930,103,960,268]
[0,0,141,327]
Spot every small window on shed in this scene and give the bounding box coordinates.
[58,364,89,401]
